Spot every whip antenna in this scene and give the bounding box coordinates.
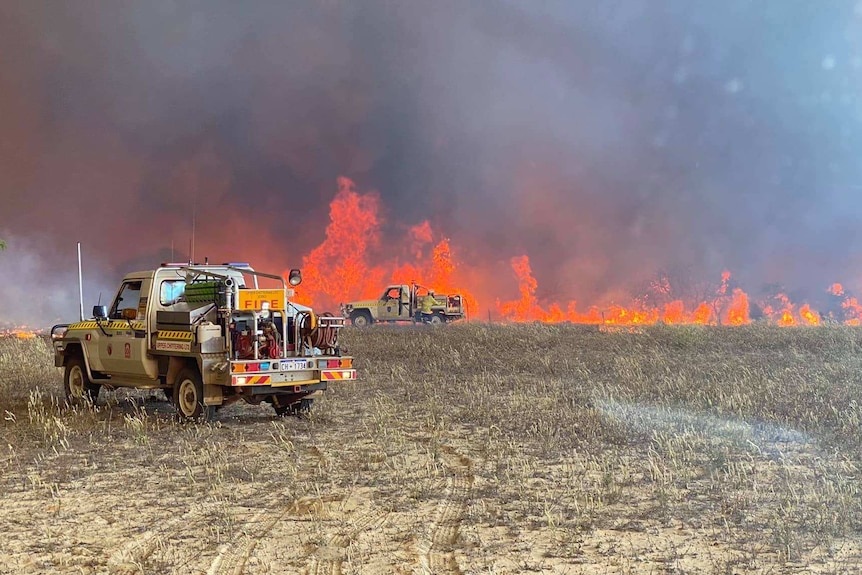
[190,193,196,264]
[77,242,84,321]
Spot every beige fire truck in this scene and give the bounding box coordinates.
[50,263,356,421]
[341,282,466,326]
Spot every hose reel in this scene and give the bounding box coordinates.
[297,311,338,353]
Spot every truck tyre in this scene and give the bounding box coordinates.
[350,311,372,327]
[272,396,314,417]
[173,367,214,422]
[64,356,101,405]
[428,312,445,325]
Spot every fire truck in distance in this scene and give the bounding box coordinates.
[50,263,356,421]
[341,282,466,326]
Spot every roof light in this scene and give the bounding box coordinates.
[288,268,302,286]
[223,262,251,267]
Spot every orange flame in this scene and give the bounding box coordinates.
[281,177,862,327]
[692,302,714,325]
[288,178,475,314]
[800,304,820,325]
[725,289,750,326]
[496,255,541,322]
[662,300,685,324]
[495,260,754,325]
[759,293,822,327]
[1,326,40,339]
[290,177,385,309]
[841,296,862,324]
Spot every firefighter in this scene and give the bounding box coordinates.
[420,291,436,323]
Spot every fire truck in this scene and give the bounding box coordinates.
[50,263,356,421]
[341,282,466,326]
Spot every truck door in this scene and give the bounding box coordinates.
[399,285,411,319]
[101,278,158,379]
[378,286,403,321]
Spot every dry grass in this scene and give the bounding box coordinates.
[2,324,862,573]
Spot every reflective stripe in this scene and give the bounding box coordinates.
[69,320,146,331]
[68,322,99,330]
[158,330,194,340]
[231,375,272,386]
[321,370,357,381]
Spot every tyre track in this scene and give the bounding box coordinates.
[416,446,474,575]
[106,504,214,574]
[305,505,390,575]
[207,507,276,575]
[207,496,340,575]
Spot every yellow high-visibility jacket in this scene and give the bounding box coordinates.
[420,294,436,314]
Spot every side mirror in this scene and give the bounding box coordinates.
[288,268,302,287]
[93,305,108,320]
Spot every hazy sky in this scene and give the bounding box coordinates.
[1,0,861,323]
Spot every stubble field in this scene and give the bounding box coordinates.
[2,323,862,574]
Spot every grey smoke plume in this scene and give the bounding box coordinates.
[1,0,861,323]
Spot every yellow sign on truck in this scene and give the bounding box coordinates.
[237,289,292,310]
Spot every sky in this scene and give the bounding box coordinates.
[1,0,861,325]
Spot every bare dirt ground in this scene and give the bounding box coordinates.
[2,323,862,574]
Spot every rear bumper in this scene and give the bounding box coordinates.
[229,368,357,387]
[243,382,328,396]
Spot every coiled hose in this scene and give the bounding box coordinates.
[297,311,338,353]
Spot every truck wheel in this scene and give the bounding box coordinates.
[428,313,445,325]
[64,356,101,405]
[173,368,214,422]
[273,396,313,417]
[351,311,372,327]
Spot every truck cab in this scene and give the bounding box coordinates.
[377,284,413,322]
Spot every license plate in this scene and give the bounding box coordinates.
[281,359,309,371]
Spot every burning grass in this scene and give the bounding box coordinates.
[2,325,862,573]
[284,178,862,328]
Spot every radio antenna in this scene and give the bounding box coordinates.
[77,242,84,321]
[190,193,196,264]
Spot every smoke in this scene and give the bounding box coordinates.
[597,398,813,459]
[1,0,862,324]
[0,232,114,327]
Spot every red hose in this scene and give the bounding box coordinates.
[299,311,339,352]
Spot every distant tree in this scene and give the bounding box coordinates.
[0,239,5,251]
